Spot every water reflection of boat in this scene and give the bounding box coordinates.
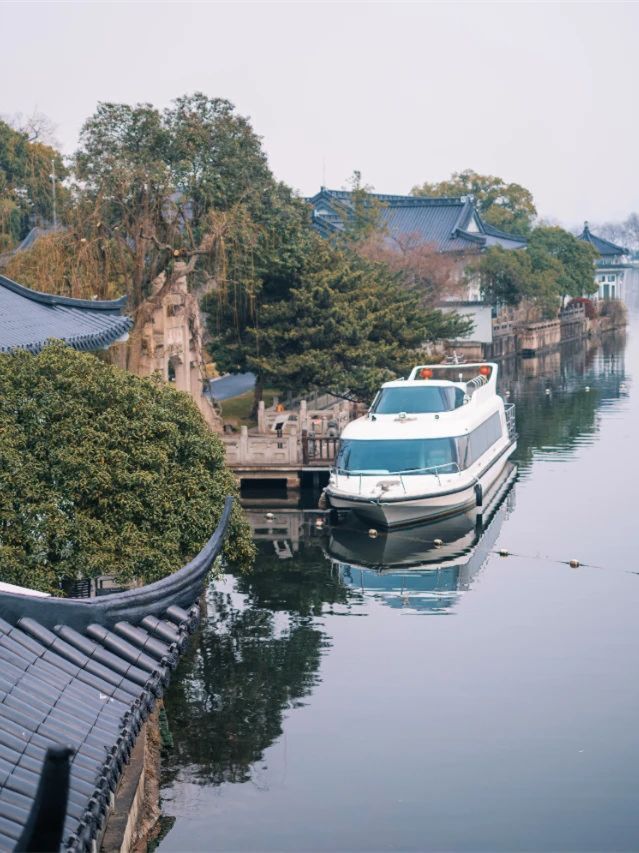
[324,462,516,612]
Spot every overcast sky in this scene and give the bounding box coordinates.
[1,1,637,227]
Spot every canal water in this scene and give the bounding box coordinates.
[158,315,638,852]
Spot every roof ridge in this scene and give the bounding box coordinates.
[451,198,475,235]
[311,189,466,207]
[0,274,128,312]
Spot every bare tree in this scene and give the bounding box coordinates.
[4,110,60,147]
[354,230,468,303]
[591,214,639,253]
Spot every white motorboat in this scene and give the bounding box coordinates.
[324,362,517,527]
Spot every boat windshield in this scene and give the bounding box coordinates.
[371,386,464,414]
[335,438,458,475]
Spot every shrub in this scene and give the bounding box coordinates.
[0,343,254,594]
[567,296,596,320]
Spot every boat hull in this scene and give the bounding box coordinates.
[327,442,516,528]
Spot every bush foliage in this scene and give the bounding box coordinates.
[0,344,254,594]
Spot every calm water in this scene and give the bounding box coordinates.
[158,313,638,852]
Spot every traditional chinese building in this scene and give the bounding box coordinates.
[578,222,630,300]
[308,189,526,299]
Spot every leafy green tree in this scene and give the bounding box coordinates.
[0,343,254,594]
[475,245,559,317]
[0,119,67,250]
[73,102,175,307]
[476,226,597,318]
[71,94,276,308]
[336,170,386,242]
[412,169,536,235]
[212,237,472,402]
[528,226,598,300]
[165,93,272,230]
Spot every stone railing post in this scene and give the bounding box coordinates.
[239,425,249,463]
[289,426,299,463]
[257,400,266,433]
[300,399,308,432]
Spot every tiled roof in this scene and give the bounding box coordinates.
[0,275,132,354]
[307,189,527,252]
[0,498,233,852]
[578,223,628,257]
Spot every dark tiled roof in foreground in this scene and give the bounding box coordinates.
[0,275,132,354]
[307,189,527,253]
[578,222,629,257]
[0,497,233,852]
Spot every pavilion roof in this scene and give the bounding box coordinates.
[578,222,629,257]
[0,275,132,354]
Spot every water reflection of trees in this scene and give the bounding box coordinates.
[502,332,627,471]
[162,541,350,787]
[234,539,352,615]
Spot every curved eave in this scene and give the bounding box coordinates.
[0,274,128,312]
[479,220,528,244]
[0,497,233,632]
[453,228,487,246]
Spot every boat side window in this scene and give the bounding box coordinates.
[371,386,464,414]
[458,412,502,468]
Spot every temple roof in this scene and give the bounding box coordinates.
[0,274,132,354]
[578,222,629,257]
[307,189,527,252]
[0,498,232,852]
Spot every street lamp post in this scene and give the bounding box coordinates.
[50,159,57,228]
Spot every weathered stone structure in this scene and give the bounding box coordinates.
[122,264,221,431]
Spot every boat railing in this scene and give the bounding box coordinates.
[504,402,517,441]
[466,375,488,396]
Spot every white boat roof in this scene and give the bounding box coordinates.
[341,362,503,441]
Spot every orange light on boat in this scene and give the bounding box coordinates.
[479,365,491,376]
[420,368,433,379]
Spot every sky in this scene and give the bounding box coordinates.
[1,0,638,228]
